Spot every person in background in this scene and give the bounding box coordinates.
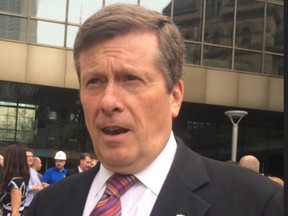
[24,149,42,213]
[268,176,284,187]
[31,156,43,180]
[66,153,92,177]
[0,154,4,187]
[0,154,3,167]
[239,155,260,173]
[0,154,4,215]
[1,145,30,216]
[27,4,283,216]
[41,151,67,187]
[267,175,284,186]
[90,158,98,168]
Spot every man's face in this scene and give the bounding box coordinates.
[79,32,183,173]
[35,158,42,171]
[55,160,66,170]
[90,159,97,168]
[0,155,3,167]
[80,156,92,171]
[26,151,33,166]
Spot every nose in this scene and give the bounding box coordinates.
[100,82,123,114]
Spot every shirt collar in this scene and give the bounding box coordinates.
[95,131,177,196]
[78,166,84,173]
[134,131,177,195]
[54,167,66,173]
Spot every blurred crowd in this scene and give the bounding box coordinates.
[0,144,283,216]
[0,146,97,216]
[227,154,284,186]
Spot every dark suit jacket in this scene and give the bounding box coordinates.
[66,167,80,177]
[27,138,283,216]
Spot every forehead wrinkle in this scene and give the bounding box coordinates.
[105,61,137,78]
[81,33,160,78]
[96,38,154,62]
[98,52,143,76]
[97,46,130,60]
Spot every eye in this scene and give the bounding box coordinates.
[87,78,99,84]
[86,77,106,86]
[125,75,138,81]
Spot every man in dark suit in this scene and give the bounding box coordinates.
[27,3,283,216]
[66,153,92,177]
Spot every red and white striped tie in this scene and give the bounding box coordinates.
[89,174,138,216]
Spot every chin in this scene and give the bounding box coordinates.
[105,156,136,171]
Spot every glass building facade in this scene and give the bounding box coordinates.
[0,0,284,176]
[0,0,283,75]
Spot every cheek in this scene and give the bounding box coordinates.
[81,97,91,114]
[142,96,170,129]
[81,97,97,124]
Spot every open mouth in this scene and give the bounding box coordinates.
[102,127,129,135]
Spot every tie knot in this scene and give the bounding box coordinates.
[105,174,138,198]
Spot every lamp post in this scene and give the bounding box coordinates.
[225,110,248,161]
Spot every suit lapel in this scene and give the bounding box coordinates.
[60,164,100,215]
[150,138,210,216]
[56,140,210,216]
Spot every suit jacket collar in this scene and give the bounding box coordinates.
[64,139,210,216]
[150,137,211,216]
[58,163,100,215]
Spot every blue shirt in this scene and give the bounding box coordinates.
[41,167,67,184]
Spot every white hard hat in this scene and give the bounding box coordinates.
[54,151,67,160]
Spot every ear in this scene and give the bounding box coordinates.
[170,80,184,118]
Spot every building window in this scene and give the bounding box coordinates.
[0,0,284,76]
[0,101,36,143]
[242,27,252,48]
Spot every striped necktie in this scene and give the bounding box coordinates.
[89,174,138,216]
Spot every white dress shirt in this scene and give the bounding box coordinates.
[78,166,84,173]
[82,131,177,216]
[25,167,43,207]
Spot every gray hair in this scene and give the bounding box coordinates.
[73,3,184,92]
